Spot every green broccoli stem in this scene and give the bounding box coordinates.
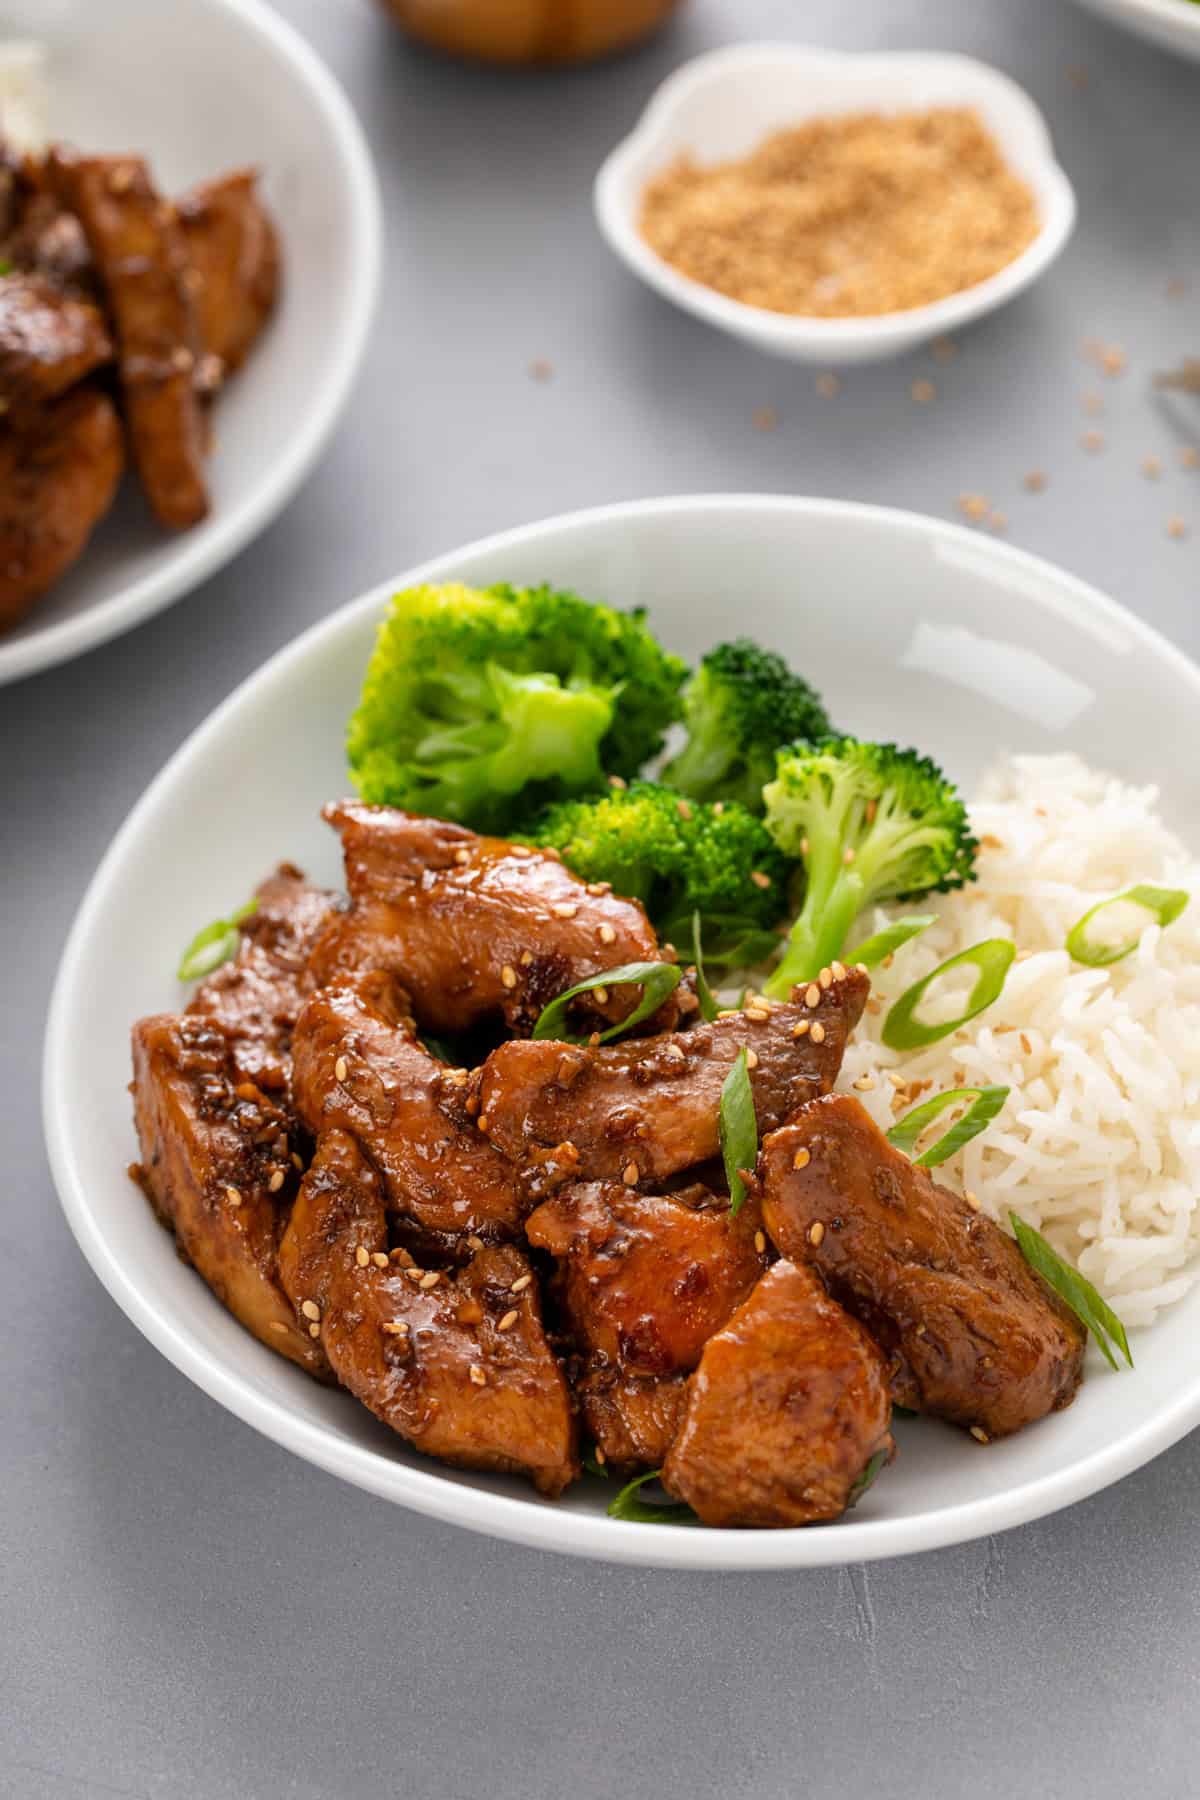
[765,870,865,996]
[663,728,731,801]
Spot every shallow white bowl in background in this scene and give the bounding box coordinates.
[1068,0,1200,62]
[594,44,1077,366]
[0,0,382,687]
[43,495,1200,1571]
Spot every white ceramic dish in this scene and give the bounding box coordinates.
[594,44,1077,366]
[1069,0,1200,61]
[44,495,1200,1571]
[0,0,382,687]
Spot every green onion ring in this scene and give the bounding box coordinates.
[719,1046,759,1218]
[886,1085,1010,1167]
[882,938,1015,1051]
[176,899,258,982]
[691,911,719,1023]
[1065,884,1188,968]
[850,915,936,969]
[531,961,682,1045]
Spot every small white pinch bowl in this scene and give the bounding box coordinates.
[1068,0,1200,64]
[594,43,1077,366]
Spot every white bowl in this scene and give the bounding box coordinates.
[594,44,1077,366]
[44,495,1200,1571]
[1068,0,1200,61]
[0,0,382,687]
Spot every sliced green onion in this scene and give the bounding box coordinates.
[531,961,682,1046]
[662,911,781,973]
[882,938,1015,1051]
[583,1446,609,1480]
[1009,1212,1132,1373]
[691,911,718,1023]
[1065,884,1189,968]
[420,1033,457,1064]
[720,1046,758,1218]
[0,259,12,276]
[606,1469,696,1524]
[850,915,936,970]
[176,899,257,982]
[886,1085,1010,1168]
[846,1448,888,1509]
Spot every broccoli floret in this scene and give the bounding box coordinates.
[661,638,832,813]
[347,582,687,833]
[527,781,790,967]
[762,737,977,997]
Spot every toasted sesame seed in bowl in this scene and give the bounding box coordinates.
[594,45,1076,365]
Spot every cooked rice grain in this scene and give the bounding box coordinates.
[838,754,1200,1327]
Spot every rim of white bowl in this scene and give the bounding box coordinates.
[0,0,383,688]
[43,495,1200,1570]
[594,44,1077,353]
[1082,0,1200,34]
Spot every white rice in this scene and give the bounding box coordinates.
[0,40,46,153]
[835,753,1200,1329]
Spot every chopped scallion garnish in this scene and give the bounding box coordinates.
[719,1046,758,1218]
[691,910,718,1023]
[1009,1212,1132,1372]
[886,1085,1010,1167]
[850,915,935,969]
[606,1468,696,1523]
[882,938,1014,1051]
[531,961,682,1045]
[1065,884,1188,967]
[846,1448,889,1508]
[176,899,257,982]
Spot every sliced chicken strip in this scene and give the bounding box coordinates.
[176,167,280,376]
[0,270,113,413]
[48,146,209,529]
[663,1260,895,1528]
[580,1370,689,1474]
[759,1094,1086,1440]
[475,965,868,1194]
[527,1180,769,1471]
[291,969,526,1246]
[0,384,123,631]
[187,864,340,1097]
[278,1129,578,1496]
[130,1012,328,1379]
[308,801,678,1038]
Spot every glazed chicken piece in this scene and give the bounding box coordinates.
[186,865,339,1097]
[0,271,113,414]
[580,1371,690,1473]
[475,965,868,1195]
[527,1180,769,1470]
[278,1129,578,1495]
[759,1095,1086,1440]
[130,1011,328,1378]
[662,1259,895,1528]
[291,969,527,1247]
[176,168,280,377]
[308,801,676,1039]
[0,150,95,293]
[0,385,124,630]
[48,147,209,529]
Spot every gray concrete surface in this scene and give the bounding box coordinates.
[4,0,1200,1794]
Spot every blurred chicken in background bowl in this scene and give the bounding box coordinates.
[377,0,684,65]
